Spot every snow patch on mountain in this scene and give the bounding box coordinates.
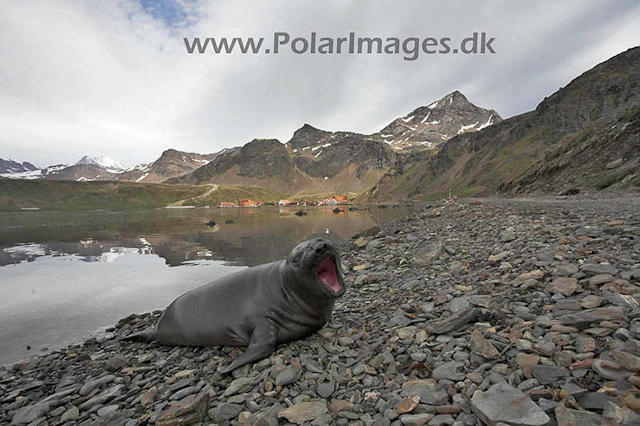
[45,165,69,174]
[0,169,43,179]
[76,155,125,172]
[125,163,151,172]
[477,114,495,130]
[135,173,150,183]
[458,121,479,134]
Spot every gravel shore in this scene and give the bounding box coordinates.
[2,196,640,426]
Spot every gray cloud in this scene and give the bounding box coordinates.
[1,0,639,168]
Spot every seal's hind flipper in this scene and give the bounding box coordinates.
[120,330,155,342]
[218,321,277,374]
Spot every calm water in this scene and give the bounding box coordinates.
[0,205,420,366]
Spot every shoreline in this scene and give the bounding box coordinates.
[2,196,640,425]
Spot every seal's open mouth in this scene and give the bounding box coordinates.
[316,256,341,293]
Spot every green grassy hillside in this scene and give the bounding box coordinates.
[0,180,282,211]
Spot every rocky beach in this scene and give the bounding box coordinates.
[2,195,640,426]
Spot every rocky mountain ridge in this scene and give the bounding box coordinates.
[366,46,640,201]
[171,131,399,194]
[1,92,499,195]
[2,150,223,184]
[117,149,222,184]
[374,91,502,150]
[0,158,38,175]
[169,92,499,194]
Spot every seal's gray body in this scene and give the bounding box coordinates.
[156,259,333,347]
[125,238,345,373]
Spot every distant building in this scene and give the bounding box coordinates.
[254,201,265,207]
[238,199,256,207]
[323,198,338,205]
[220,201,236,208]
[279,199,292,206]
[334,195,348,203]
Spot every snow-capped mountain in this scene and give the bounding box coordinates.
[0,158,39,175]
[1,150,221,183]
[2,92,500,189]
[374,91,502,150]
[171,92,503,191]
[76,155,126,172]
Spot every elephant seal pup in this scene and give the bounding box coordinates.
[123,238,345,373]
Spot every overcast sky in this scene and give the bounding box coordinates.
[2,1,640,168]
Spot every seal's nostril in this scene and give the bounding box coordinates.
[315,248,321,254]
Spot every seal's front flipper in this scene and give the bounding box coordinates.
[119,330,155,342]
[218,321,277,374]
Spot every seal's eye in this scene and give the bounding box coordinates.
[292,254,301,265]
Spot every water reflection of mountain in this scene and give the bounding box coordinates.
[0,206,420,267]
[0,240,154,266]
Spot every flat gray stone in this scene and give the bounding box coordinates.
[588,274,614,286]
[552,264,579,277]
[11,403,50,425]
[214,403,244,422]
[223,377,251,396]
[317,382,334,399]
[546,278,578,296]
[448,296,471,313]
[575,392,617,411]
[555,402,601,426]
[80,375,115,396]
[592,359,631,381]
[432,362,465,381]
[428,414,455,426]
[79,384,124,410]
[275,365,302,386]
[400,413,435,425]
[105,354,127,372]
[278,401,328,425]
[471,382,550,426]
[560,306,625,325]
[97,404,119,419]
[401,386,448,405]
[531,365,568,385]
[60,406,80,422]
[580,263,618,276]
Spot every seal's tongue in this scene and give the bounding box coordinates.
[316,257,341,293]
